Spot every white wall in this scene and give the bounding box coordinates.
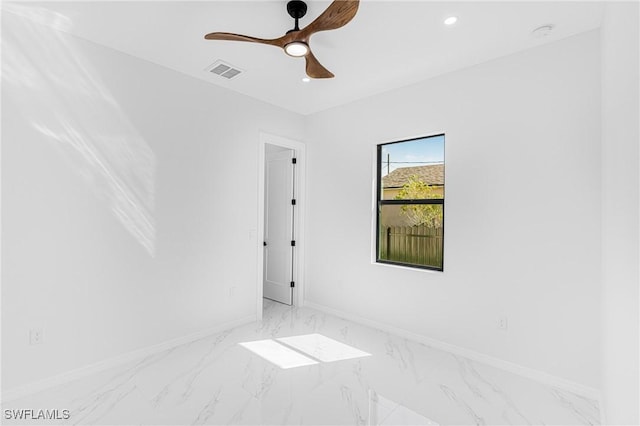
[1,12,305,390]
[305,31,602,389]
[600,2,640,423]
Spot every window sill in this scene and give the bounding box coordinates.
[372,260,444,274]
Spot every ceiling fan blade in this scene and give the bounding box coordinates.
[300,0,359,37]
[204,32,285,48]
[305,50,334,79]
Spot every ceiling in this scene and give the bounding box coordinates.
[4,1,604,115]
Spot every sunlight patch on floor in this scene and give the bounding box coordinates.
[240,333,370,369]
[277,333,371,363]
[239,339,319,369]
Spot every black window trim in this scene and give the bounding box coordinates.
[375,134,445,272]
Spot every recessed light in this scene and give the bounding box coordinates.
[444,16,458,26]
[302,77,311,83]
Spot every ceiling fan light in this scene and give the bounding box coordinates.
[284,41,309,57]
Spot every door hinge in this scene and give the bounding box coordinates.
[292,157,297,164]
[291,240,296,247]
[290,281,295,288]
[291,199,296,205]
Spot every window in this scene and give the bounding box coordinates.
[376,134,445,271]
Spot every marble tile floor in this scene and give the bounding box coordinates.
[2,299,600,425]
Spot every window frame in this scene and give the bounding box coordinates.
[375,134,445,272]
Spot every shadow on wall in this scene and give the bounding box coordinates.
[2,4,157,256]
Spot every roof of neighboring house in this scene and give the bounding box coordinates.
[382,164,444,188]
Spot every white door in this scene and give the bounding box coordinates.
[263,148,295,305]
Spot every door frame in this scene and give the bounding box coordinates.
[256,133,306,320]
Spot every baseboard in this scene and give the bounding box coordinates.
[305,301,601,401]
[1,315,256,403]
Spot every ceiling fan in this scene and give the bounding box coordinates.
[204,0,359,79]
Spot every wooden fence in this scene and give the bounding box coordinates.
[379,225,443,268]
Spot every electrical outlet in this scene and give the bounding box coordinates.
[29,328,43,345]
[498,317,508,331]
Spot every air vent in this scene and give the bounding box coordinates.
[206,60,243,80]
